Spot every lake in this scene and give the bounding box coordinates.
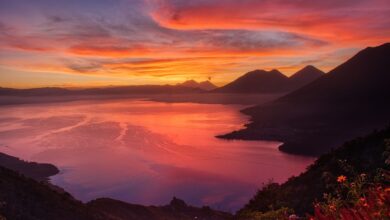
[0,98,314,212]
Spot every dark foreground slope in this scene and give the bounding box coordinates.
[88,198,232,220]
[0,158,231,220]
[238,126,390,216]
[0,166,107,220]
[220,43,390,156]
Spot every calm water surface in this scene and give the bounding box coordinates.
[0,99,314,211]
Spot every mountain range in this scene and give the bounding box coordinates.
[213,65,324,94]
[0,80,218,97]
[0,67,323,97]
[220,42,390,156]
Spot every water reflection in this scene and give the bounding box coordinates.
[0,99,314,211]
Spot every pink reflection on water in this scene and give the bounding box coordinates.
[0,99,314,211]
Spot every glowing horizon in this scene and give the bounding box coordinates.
[1,0,389,88]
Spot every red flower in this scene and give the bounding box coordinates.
[337,175,347,183]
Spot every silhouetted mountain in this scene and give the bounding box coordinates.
[0,85,203,96]
[178,80,217,91]
[220,42,390,156]
[281,44,390,103]
[198,81,218,91]
[179,80,199,88]
[213,69,289,93]
[0,152,59,181]
[288,65,324,90]
[213,67,323,94]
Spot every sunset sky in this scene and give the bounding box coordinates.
[0,0,389,88]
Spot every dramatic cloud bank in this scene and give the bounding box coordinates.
[0,0,389,87]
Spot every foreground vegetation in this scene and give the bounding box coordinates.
[238,127,390,219]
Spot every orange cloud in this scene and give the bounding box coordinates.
[67,44,152,57]
[150,0,390,45]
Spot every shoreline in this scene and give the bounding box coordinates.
[0,152,233,218]
[0,93,284,106]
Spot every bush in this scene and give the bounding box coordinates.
[311,172,390,220]
[237,207,293,220]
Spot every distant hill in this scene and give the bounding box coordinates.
[0,85,203,96]
[78,85,203,95]
[220,42,390,156]
[178,80,217,91]
[213,66,323,94]
[0,87,71,96]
